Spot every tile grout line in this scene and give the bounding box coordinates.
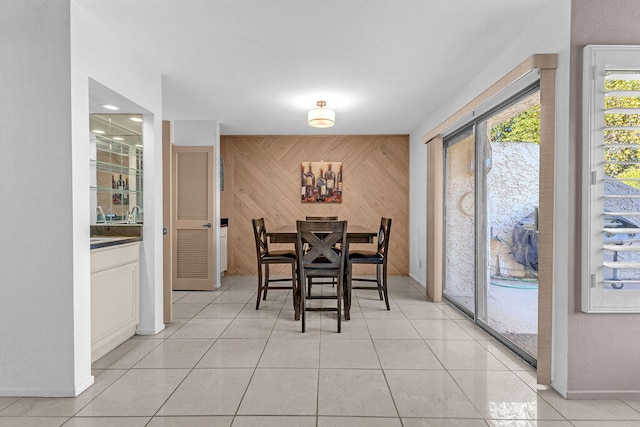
[146,281,254,422]
[230,280,285,421]
[18,276,639,424]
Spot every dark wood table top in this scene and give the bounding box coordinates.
[267,224,376,244]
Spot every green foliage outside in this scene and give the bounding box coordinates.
[603,79,640,188]
[490,80,640,188]
[490,104,540,143]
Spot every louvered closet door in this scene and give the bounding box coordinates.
[172,146,215,290]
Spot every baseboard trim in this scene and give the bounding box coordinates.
[409,273,426,288]
[75,375,95,396]
[136,323,166,336]
[0,374,94,397]
[566,389,640,400]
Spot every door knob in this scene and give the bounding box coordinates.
[203,223,212,228]
[163,227,168,235]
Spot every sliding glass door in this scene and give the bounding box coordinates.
[443,127,476,315]
[480,91,540,360]
[443,87,540,363]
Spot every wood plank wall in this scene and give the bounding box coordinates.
[220,135,410,276]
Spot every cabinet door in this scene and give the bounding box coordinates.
[91,261,139,362]
[221,227,228,273]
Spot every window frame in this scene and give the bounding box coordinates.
[582,44,640,313]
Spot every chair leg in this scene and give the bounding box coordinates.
[337,275,342,333]
[255,262,263,310]
[307,277,312,297]
[382,263,390,310]
[345,261,352,321]
[300,273,306,333]
[291,262,298,318]
[263,264,269,300]
[376,264,383,301]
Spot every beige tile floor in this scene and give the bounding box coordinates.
[2,275,640,426]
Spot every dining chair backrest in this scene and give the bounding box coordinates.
[251,217,298,313]
[296,220,347,273]
[377,217,392,258]
[305,216,338,221]
[252,218,269,258]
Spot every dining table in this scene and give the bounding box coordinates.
[267,224,377,244]
[267,223,377,321]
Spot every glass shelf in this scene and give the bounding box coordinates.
[90,159,142,176]
[90,186,143,194]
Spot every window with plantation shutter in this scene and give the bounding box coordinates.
[583,45,640,312]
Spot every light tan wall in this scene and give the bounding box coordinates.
[569,0,640,396]
[220,135,410,276]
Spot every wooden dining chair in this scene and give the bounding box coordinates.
[296,219,347,333]
[252,218,298,317]
[304,216,338,292]
[346,217,392,312]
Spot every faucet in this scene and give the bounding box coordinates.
[129,205,142,224]
[96,206,105,223]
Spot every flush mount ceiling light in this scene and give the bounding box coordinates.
[101,104,119,111]
[308,100,335,128]
[130,117,143,123]
[91,129,105,134]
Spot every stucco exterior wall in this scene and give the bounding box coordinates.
[489,143,540,244]
[445,141,540,301]
[444,135,475,306]
[488,142,540,277]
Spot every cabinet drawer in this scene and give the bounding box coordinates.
[91,242,140,273]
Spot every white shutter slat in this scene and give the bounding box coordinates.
[603,228,640,234]
[606,90,640,96]
[606,108,640,114]
[605,177,640,183]
[604,244,640,252]
[604,261,640,269]
[604,126,640,130]
[605,195,640,199]
[603,161,640,165]
[604,211,640,216]
[603,143,640,148]
[604,280,640,285]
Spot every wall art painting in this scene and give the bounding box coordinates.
[301,161,342,203]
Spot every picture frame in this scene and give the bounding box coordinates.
[301,161,342,203]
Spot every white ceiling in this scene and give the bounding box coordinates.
[78,0,557,135]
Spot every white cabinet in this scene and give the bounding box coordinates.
[221,227,228,274]
[90,242,140,362]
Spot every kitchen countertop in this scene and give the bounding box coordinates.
[90,236,142,250]
[90,221,228,248]
[90,224,143,249]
